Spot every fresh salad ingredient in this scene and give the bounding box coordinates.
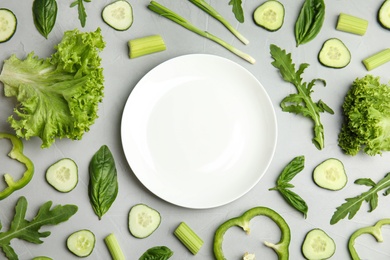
[147,1,255,64]
[294,0,325,46]
[313,158,347,191]
[362,48,390,71]
[0,133,34,200]
[269,156,308,217]
[32,257,52,260]
[229,0,244,23]
[129,204,161,238]
[0,28,105,148]
[270,44,334,150]
[302,229,336,260]
[331,172,390,224]
[0,196,77,260]
[46,158,78,192]
[213,207,291,260]
[67,229,95,257]
[174,222,203,255]
[0,8,17,43]
[128,35,166,59]
[338,75,390,155]
[336,13,368,35]
[89,145,118,220]
[243,252,255,260]
[32,0,57,38]
[70,0,90,27]
[253,0,284,32]
[104,233,125,260]
[348,218,390,260]
[189,0,249,44]
[102,0,133,31]
[378,0,390,30]
[318,38,351,68]
[139,246,173,260]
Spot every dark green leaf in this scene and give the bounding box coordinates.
[139,246,174,260]
[70,0,88,27]
[228,0,244,23]
[277,156,305,184]
[32,0,58,38]
[279,188,308,217]
[317,100,334,114]
[355,178,376,187]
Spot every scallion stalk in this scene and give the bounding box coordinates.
[362,48,390,71]
[174,222,203,255]
[336,13,368,35]
[104,233,125,260]
[128,35,166,58]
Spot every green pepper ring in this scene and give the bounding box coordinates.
[0,132,34,200]
[213,206,291,260]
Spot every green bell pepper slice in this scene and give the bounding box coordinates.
[213,206,291,260]
[0,132,34,200]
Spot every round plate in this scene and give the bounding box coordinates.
[121,54,277,209]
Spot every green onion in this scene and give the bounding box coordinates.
[336,13,368,35]
[128,35,166,59]
[147,1,255,64]
[362,48,390,71]
[188,0,249,45]
[104,233,125,260]
[174,222,204,255]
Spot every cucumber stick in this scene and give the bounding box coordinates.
[313,158,347,190]
[46,158,78,192]
[102,0,133,31]
[302,229,336,260]
[128,204,161,238]
[0,8,17,43]
[253,0,284,31]
[67,229,96,257]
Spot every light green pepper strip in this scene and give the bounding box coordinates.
[348,218,390,260]
[213,206,291,260]
[0,132,34,200]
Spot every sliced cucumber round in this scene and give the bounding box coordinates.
[318,38,351,68]
[378,0,390,30]
[102,0,133,31]
[302,229,336,260]
[46,158,78,193]
[0,8,17,43]
[313,158,347,191]
[253,0,285,31]
[128,204,161,238]
[67,229,95,257]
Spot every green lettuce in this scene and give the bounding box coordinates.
[0,28,105,148]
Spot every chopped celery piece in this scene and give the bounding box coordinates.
[362,48,390,71]
[336,13,368,35]
[128,35,166,59]
[104,233,125,260]
[174,222,203,255]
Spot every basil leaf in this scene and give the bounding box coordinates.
[277,155,305,185]
[229,0,244,23]
[294,0,325,46]
[279,188,308,217]
[88,145,118,220]
[139,246,174,260]
[32,0,58,39]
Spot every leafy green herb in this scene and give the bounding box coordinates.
[89,145,118,220]
[0,196,77,259]
[270,44,334,150]
[228,0,244,23]
[32,0,57,38]
[270,156,308,217]
[294,0,325,46]
[331,173,390,224]
[139,246,173,260]
[70,0,91,27]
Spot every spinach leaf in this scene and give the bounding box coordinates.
[89,145,118,220]
[139,246,173,260]
[32,0,58,38]
[229,0,244,23]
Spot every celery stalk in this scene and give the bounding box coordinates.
[174,222,203,255]
[147,1,255,64]
[336,13,368,35]
[128,35,166,58]
[188,0,249,44]
[362,48,390,71]
[104,233,125,260]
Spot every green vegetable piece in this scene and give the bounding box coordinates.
[362,48,390,71]
[253,0,285,32]
[139,246,173,260]
[128,35,166,59]
[229,0,244,23]
[32,0,57,38]
[147,1,255,64]
[32,257,52,260]
[46,158,78,193]
[88,145,118,220]
[0,132,34,200]
[348,218,390,260]
[67,229,95,257]
[102,0,133,31]
[313,158,347,191]
[0,196,78,260]
[213,206,291,260]
[270,156,308,217]
[104,233,125,260]
[378,0,390,30]
[336,13,368,36]
[70,0,90,27]
[294,0,325,46]
[174,222,203,255]
[302,229,336,260]
[331,173,390,224]
[270,44,334,150]
[318,38,351,69]
[129,204,161,238]
[0,8,17,43]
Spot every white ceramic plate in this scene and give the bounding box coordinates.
[121,54,277,209]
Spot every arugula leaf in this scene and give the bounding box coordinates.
[0,196,77,259]
[70,0,91,27]
[331,173,390,224]
[228,0,244,23]
[270,44,334,150]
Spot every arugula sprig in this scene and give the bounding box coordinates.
[331,173,390,224]
[0,196,78,259]
[228,0,244,23]
[270,44,334,150]
[70,0,91,27]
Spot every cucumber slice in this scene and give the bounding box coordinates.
[102,0,133,31]
[302,229,336,260]
[128,204,161,238]
[67,229,95,257]
[0,8,17,43]
[253,0,284,31]
[378,0,390,30]
[46,158,78,192]
[318,38,351,68]
[313,158,347,191]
